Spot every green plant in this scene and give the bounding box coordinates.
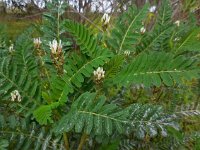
[0,0,200,149]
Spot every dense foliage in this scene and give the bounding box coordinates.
[0,0,200,149]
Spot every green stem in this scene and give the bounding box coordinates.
[57,3,60,40]
[63,132,70,150]
[77,133,88,150]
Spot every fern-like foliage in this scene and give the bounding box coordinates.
[34,52,110,125]
[0,29,41,115]
[0,58,40,106]
[113,52,199,87]
[33,105,54,125]
[136,0,174,54]
[1,0,200,149]
[65,20,98,57]
[175,28,200,54]
[0,114,64,150]
[40,1,67,40]
[136,27,174,54]
[54,92,129,136]
[175,103,200,117]
[127,104,179,139]
[108,4,149,54]
[104,55,124,80]
[156,0,172,27]
[49,51,110,99]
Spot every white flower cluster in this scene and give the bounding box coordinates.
[93,67,105,81]
[9,44,14,53]
[11,90,21,102]
[124,50,130,56]
[174,37,180,42]
[149,6,156,13]
[33,37,42,48]
[101,13,110,25]
[49,39,62,54]
[175,20,180,27]
[140,27,146,34]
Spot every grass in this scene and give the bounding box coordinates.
[0,14,40,40]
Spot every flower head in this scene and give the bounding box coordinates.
[33,37,42,48]
[9,44,14,53]
[124,50,130,56]
[101,13,110,25]
[93,67,105,82]
[175,20,180,27]
[49,39,62,54]
[149,6,156,13]
[140,27,146,34]
[174,37,180,42]
[11,90,21,102]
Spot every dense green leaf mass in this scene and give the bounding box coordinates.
[113,52,199,87]
[54,92,129,136]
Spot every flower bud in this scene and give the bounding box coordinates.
[124,50,130,56]
[11,90,21,102]
[149,6,156,13]
[9,44,14,53]
[140,27,146,34]
[49,39,62,54]
[175,20,180,27]
[33,37,42,49]
[93,67,105,83]
[101,13,110,25]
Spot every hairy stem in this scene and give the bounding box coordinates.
[77,133,88,150]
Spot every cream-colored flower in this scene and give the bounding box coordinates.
[9,44,14,52]
[101,13,110,25]
[49,39,62,54]
[174,37,180,41]
[49,39,57,54]
[124,50,130,56]
[140,27,146,34]
[58,40,62,52]
[175,20,180,27]
[149,6,156,13]
[11,90,21,102]
[93,67,105,81]
[33,37,42,48]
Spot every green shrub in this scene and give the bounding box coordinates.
[0,0,200,149]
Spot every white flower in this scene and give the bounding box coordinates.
[49,39,62,54]
[33,37,42,48]
[175,20,180,27]
[124,50,130,56]
[11,90,21,102]
[93,67,105,81]
[58,40,62,52]
[174,37,180,41]
[149,6,156,13]
[101,13,110,25]
[9,44,14,52]
[49,39,57,54]
[140,27,146,34]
